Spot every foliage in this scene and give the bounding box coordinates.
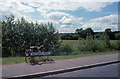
[2,14,61,57]
[115,32,120,40]
[60,33,78,40]
[105,28,115,40]
[94,31,111,48]
[61,44,73,55]
[110,40,120,50]
[60,28,118,40]
[2,14,120,57]
[78,34,112,52]
[94,32,104,39]
[75,28,94,39]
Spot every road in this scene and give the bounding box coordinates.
[47,63,119,77]
[2,54,119,78]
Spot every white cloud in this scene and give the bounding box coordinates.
[72,0,119,2]
[58,27,76,33]
[0,0,34,20]
[43,12,84,23]
[36,2,113,13]
[28,14,119,33]
[0,0,116,21]
[91,14,118,23]
[0,0,34,12]
[0,0,117,19]
[0,0,118,32]
[43,12,71,21]
[78,2,112,12]
[42,11,85,32]
[16,0,115,13]
[82,14,118,31]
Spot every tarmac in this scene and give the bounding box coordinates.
[2,54,119,79]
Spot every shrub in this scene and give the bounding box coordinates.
[115,32,120,40]
[111,40,120,50]
[78,39,105,52]
[78,35,106,52]
[61,44,73,55]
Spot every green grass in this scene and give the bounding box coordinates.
[2,57,25,65]
[2,50,119,65]
[51,50,119,60]
[62,40,79,49]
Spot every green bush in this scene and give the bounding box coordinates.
[78,35,107,52]
[117,40,120,50]
[78,39,105,52]
[61,44,73,55]
[111,40,120,50]
[115,32,120,40]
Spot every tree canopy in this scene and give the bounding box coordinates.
[75,28,94,39]
[2,14,61,57]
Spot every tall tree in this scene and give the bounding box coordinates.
[2,14,61,57]
[115,32,120,40]
[105,28,114,40]
[75,28,94,39]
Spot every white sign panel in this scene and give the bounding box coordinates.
[31,52,51,56]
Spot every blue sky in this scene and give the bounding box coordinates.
[0,0,119,33]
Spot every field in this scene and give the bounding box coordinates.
[2,40,120,65]
[62,40,79,48]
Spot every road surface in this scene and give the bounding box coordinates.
[2,54,119,78]
[47,63,119,77]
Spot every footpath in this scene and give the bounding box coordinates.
[2,54,119,78]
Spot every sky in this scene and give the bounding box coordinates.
[0,0,119,33]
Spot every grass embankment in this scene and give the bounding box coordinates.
[2,51,119,65]
[2,40,119,65]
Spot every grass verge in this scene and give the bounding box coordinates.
[2,50,119,65]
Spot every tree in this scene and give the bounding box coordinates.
[2,14,61,57]
[105,28,111,33]
[85,28,94,35]
[115,32,120,40]
[75,28,83,34]
[75,28,94,39]
[105,28,115,40]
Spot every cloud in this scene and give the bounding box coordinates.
[0,0,118,33]
[0,0,116,21]
[46,14,118,32]
[15,0,115,13]
[58,14,84,28]
[0,0,117,20]
[90,14,118,23]
[36,2,113,13]
[78,2,112,12]
[41,11,85,33]
[43,12,84,23]
[43,12,70,21]
[82,14,118,31]
[58,26,76,33]
[0,0,35,20]
[0,0,34,12]
[34,12,118,33]
[40,12,118,32]
[74,0,119,2]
